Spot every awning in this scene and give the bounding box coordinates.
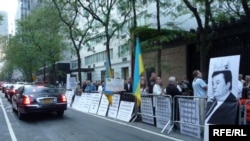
[70,68,94,73]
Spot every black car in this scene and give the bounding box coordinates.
[11,84,67,119]
[3,84,12,98]
[7,84,23,102]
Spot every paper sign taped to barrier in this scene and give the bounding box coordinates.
[141,96,154,125]
[108,94,120,118]
[155,96,171,129]
[97,94,109,116]
[116,101,135,122]
[89,93,102,114]
[179,98,200,139]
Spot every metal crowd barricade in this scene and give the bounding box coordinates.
[239,99,250,125]
[131,94,155,123]
[242,88,250,99]
[120,92,136,102]
[172,95,207,134]
[243,100,250,125]
[119,92,137,121]
[131,94,173,134]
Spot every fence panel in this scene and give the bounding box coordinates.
[173,95,206,139]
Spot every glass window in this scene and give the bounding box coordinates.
[71,60,78,69]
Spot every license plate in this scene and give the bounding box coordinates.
[43,99,52,104]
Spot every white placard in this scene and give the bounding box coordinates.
[140,96,154,125]
[71,95,81,110]
[66,74,77,90]
[107,94,121,118]
[105,78,124,91]
[116,101,135,122]
[155,96,172,129]
[77,93,93,113]
[204,55,240,141]
[179,98,200,139]
[97,94,109,116]
[88,93,102,114]
[65,90,74,107]
[66,74,70,90]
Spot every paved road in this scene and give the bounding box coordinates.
[0,92,203,141]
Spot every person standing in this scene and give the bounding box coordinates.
[84,80,96,92]
[97,80,105,93]
[124,77,133,93]
[148,72,157,94]
[140,77,148,95]
[153,77,165,96]
[153,77,165,107]
[192,70,207,126]
[238,74,243,100]
[166,76,182,129]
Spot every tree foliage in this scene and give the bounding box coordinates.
[3,1,67,82]
[77,0,132,69]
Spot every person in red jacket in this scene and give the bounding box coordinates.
[240,92,250,124]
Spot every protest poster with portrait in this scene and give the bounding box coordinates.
[204,55,240,141]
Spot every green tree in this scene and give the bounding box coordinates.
[4,34,40,81]
[150,0,173,77]
[4,2,67,83]
[52,0,96,86]
[28,3,68,84]
[129,0,148,79]
[77,0,131,71]
[181,0,215,76]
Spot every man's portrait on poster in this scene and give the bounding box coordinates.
[206,60,238,124]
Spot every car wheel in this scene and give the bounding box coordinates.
[56,110,64,117]
[17,106,24,120]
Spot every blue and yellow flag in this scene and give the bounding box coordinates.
[133,38,145,106]
[103,54,113,105]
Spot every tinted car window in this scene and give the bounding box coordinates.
[24,86,59,94]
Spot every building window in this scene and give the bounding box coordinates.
[85,49,113,65]
[87,72,92,81]
[118,44,129,57]
[121,67,129,80]
[71,60,78,69]
[101,70,105,81]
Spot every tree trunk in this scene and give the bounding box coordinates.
[77,51,82,86]
[130,0,137,80]
[156,0,161,77]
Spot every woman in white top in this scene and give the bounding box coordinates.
[140,77,148,95]
[152,77,165,107]
[97,81,104,93]
[153,77,165,95]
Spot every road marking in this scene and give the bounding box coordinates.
[0,97,17,141]
[71,108,183,141]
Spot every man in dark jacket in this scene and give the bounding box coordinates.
[166,76,182,129]
[124,77,133,93]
